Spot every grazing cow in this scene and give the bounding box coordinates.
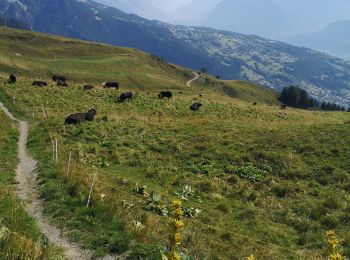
[83,85,94,91]
[57,80,68,87]
[158,91,172,99]
[103,81,119,89]
[64,109,97,125]
[280,104,287,109]
[190,102,202,111]
[52,75,66,82]
[118,92,133,102]
[32,81,47,87]
[7,74,16,84]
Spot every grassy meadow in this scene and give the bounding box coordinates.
[0,28,349,259]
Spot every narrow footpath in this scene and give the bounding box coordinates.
[0,100,94,260]
[187,72,200,87]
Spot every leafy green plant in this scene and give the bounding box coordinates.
[229,164,268,182]
[175,185,194,201]
[145,193,168,216]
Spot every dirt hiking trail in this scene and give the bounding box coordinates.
[187,72,200,87]
[0,100,98,260]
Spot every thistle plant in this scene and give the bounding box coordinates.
[326,231,345,260]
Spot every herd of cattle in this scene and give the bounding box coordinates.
[5,74,203,125]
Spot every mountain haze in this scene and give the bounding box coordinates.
[201,0,350,40]
[93,0,165,20]
[291,21,350,60]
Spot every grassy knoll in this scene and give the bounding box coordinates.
[0,108,63,259]
[0,28,349,259]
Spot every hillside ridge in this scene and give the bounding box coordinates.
[1,0,350,105]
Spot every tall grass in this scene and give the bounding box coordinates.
[0,222,46,260]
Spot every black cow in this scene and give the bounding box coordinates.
[118,92,133,102]
[7,74,16,84]
[32,81,47,87]
[280,104,287,109]
[190,102,202,111]
[103,82,119,89]
[83,85,94,91]
[57,80,68,87]
[52,75,66,82]
[64,109,97,125]
[158,91,172,99]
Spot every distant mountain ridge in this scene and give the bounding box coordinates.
[200,0,350,40]
[1,0,350,105]
[94,0,166,20]
[291,20,350,60]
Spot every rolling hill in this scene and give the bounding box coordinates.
[0,27,350,259]
[1,0,350,106]
[0,27,279,105]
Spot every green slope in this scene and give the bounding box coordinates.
[0,28,349,259]
[0,27,192,89]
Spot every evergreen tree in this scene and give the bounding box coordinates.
[199,67,207,73]
[309,98,315,108]
[288,86,300,107]
[299,89,309,108]
[331,103,338,111]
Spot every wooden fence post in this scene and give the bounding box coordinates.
[49,133,54,160]
[41,104,47,119]
[55,139,58,163]
[66,151,72,178]
[87,172,96,207]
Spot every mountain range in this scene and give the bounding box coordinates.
[1,0,350,105]
[93,0,350,61]
[94,0,350,41]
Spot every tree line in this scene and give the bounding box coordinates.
[279,86,349,112]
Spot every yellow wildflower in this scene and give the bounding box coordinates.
[326,230,345,260]
[174,220,184,230]
[174,208,184,218]
[173,233,182,245]
[173,200,182,208]
[329,253,345,260]
[169,251,181,260]
[247,255,255,260]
